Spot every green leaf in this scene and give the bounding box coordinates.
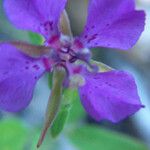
[65,88,85,123]
[0,119,28,150]
[50,88,75,138]
[68,125,148,150]
[91,60,113,72]
[48,73,53,89]
[28,32,44,45]
[51,88,85,138]
[51,108,69,138]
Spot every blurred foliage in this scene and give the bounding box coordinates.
[0,119,28,150]
[65,88,85,123]
[30,130,57,150]
[1,118,147,150]
[68,125,148,150]
[0,0,29,41]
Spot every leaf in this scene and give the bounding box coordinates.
[0,119,28,150]
[68,125,148,150]
[51,107,69,138]
[51,88,85,138]
[65,88,85,123]
[91,59,113,72]
[50,88,75,138]
[28,32,44,45]
[48,73,53,89]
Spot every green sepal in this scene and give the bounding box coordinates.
[28,32,44,45]
[37,67,66,147]
[48,73,53,89]
[91,59,113,72]
[50,106,70,138]
[50,88,76,138]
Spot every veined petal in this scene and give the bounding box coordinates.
[79,0,145,50]
[4,0,67,38]
[79,70,143,123]
[0,43,46,112]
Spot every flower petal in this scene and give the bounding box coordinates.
[0,44,46,112]
[79,70,143,123]
[79,0,145,50]
[4,0,67,38]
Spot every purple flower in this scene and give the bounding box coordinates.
[0,0,145,123]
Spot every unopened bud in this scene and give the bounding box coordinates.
[69,74,85,88]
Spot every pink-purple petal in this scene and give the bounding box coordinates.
[4,0,67,38]
[79,0,145,50]
[79,70,143,123]
[0,44,45,112]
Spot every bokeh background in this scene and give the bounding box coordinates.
[0,0,150,150]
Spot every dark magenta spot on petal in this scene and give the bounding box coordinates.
[84,35,88,39]
[3,71,9,75]
[91,25,95,29]
[32,64,40,70]
[25,66,29,70]
[42,21,54,33]
[73,67,82,74]
[42,58,51,71]
[87,34,98,43]
[85,27,89,31]
[105,81,113,87]
[25,61,30,64]
[74,39,84,49]
[94,86,98,89]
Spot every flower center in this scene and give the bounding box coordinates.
[45,35,91,70]
[42,34,97,88]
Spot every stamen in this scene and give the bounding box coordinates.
[69,56,77,63]
[69,49,76,57]
[60,47,69,53]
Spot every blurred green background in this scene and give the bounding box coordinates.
[0,0,150,150]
